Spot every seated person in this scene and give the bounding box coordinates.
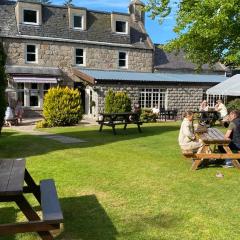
[152,105,160,115]
[4,104,14,127]
[178,110,203,152]
[199,100,209,111]
[215,99,228,120]
[223,110,240,167]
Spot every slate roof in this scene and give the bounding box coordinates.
[75,68,227,83]
[0,1,152,49]
[154,45,227,73]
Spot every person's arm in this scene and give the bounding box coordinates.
[182,122,195,140]
[225,122,234,139]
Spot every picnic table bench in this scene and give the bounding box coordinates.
[182,128,240,170]
[159,109,178,121]
[0,158,63,239]
[97,112,142,135]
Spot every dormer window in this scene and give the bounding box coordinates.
[73,15,83,30]
[116,21,127,34]
[23,9,38,25]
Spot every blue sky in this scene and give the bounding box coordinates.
[51,0,177,44]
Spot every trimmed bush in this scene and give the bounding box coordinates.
[140,108,157,122]
[226,98,240,112]
[0,42,7,134]
[104,89,131,113]
[43,86,82,127]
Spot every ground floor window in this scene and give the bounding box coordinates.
[15,83,55,108]
[206,94,226,108]
[139,88,167,109]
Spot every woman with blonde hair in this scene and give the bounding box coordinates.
[178,111,203,151]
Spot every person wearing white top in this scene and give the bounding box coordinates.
[178,111,203,151]
[152,105,159,114]
[215,99,228,119]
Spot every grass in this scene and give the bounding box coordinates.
[1,122,240,240]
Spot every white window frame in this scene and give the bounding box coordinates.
[73,14,84,30]
[115,20,128,34]
[25,44,38,64]
[75,48,86,66]
[23,9,39,25]
[139,88,167,109]
[118,51,128,69]
[207,94,227,108]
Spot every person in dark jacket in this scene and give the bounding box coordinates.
[223,110,240,167]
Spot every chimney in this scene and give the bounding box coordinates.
[129,0,145,25]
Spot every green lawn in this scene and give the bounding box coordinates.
[1,122,240,240]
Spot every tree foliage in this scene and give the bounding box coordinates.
[105,89,132,113]
[226,98,240,112]
[0,42,7,134]
[145,0,240,67]
[63,0,74,7]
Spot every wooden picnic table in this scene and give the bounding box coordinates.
[193,110,219,127]
[97,112,142,135]
[188,128,240,170]
[0,158,63,239]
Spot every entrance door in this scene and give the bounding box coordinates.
[74,82,86,114]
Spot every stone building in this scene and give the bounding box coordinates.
[0,0,227,118]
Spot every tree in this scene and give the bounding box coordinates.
[0,42,7,134]
[63,0,74,7]
[145,0,240,67]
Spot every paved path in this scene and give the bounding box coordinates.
[6,118,87,144]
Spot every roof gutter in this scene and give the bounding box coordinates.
[0,34,152,50]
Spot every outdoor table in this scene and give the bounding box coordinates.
[97,112,142,135]
[0,158,63,240]
[190,128,240,170]
[159,109,178,121]
[193,110,219,127]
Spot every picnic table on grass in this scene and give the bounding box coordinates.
[97,112,142,135]
[183,128,240,170]
[0,158,63,240]
[193,110,219,127]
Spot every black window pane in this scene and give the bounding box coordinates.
[119,52,126,59]
[74,16,82,28]
[24,10,37,23]
[119,60,126,67]
[116,21,126,32]
[30,96,38,106]
[76,49,83,56]
[76,57,83,65]
[27,54,36,62]
[31,83,38,89]
[44,83,50,90]
[27,45,35,52]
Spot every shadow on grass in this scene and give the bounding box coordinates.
[0,207,17,240]
[58,194,117,240]
[0,195,117,240]
[0,125,180,159]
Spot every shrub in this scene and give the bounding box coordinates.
[140,108,157,122]
[0,42,7,134]
[43,86,82,127]
[226,98,240,112]
[36,119,49,129]
[104,89,131,113]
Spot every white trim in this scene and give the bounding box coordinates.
[22,9,39,25]
[115,20,128,34]
[72,14,84,30]
[25,44,38,64]
[1,34,152,49]
[75,47,86,66]
[118,51,128,69]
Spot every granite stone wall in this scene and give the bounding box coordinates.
[3,38,153,76]
[95,83,210,118]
